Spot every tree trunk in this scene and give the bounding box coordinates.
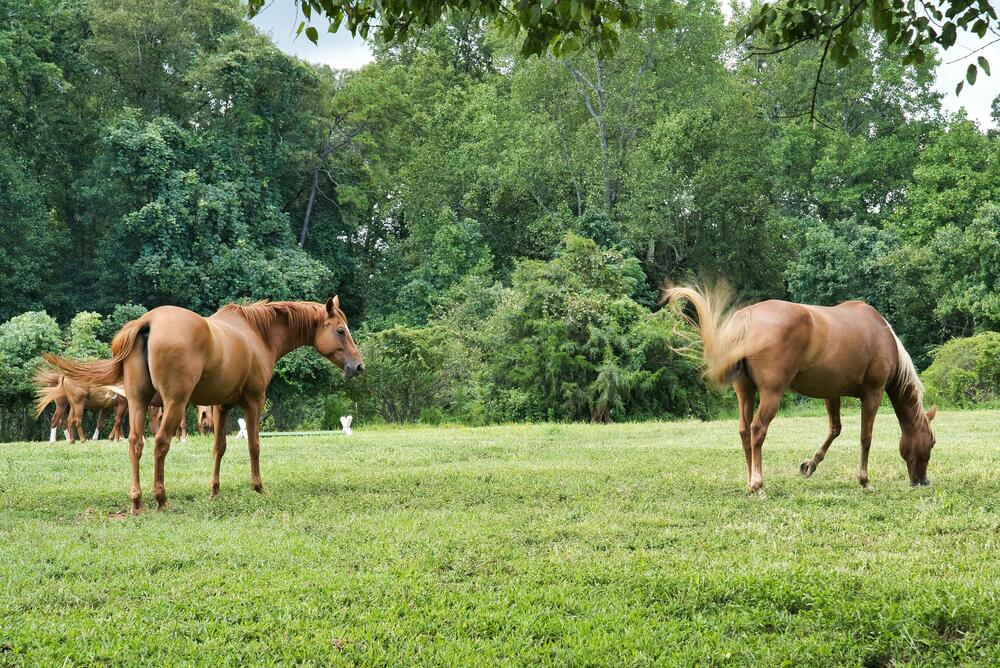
[299,165,320,248]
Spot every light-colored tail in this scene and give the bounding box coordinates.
[662,282,750,386]
[34,374,65,418]
[42,317,147,388]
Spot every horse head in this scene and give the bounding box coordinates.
[313,296,364,379]
[900,405,936,486]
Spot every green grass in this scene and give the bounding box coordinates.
[2,411,1000,666]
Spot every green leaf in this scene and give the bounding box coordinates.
[955,79,964,95]
[978,56,990,76]
[966,63,977,85]
[305,25,319,44]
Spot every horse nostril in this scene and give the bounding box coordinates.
[356,363,364,375]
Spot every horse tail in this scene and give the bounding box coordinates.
[34,368,63,388]
[662,282,751,386]
[34,375,65,418]
[42,318,147,389]
[886,321,925,407]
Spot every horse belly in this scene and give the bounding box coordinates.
[789,365,865,399]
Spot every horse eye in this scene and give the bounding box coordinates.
[337,328,346,337]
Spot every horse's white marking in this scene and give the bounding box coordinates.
[49,427,57,442]
[64,430,71,441]
[236,418,248,439]
[107,385,126,397]
[92,428,100,440]
[340,415,353,435]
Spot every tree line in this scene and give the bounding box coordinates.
[2,0,999,438]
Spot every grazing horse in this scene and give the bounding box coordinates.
[35,370,70,441]
[664,285,936,494]
[44,297,363,514]
[195,405,214,436]
[147,403,188,442]
[34,371,127,443]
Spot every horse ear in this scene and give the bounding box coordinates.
[927,405,937,422]
[326,296,339,316]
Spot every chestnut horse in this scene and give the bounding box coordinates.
[34,370,127,443]
[195,405,214,435]
[45,297,363,513]
[34,370,70,441]
[147,404,188,441]
[665,285,936,494]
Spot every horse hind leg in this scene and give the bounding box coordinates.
[734,376,756,489]
[152,399,188,510]
[801,397,842,478]
[748,389,782,496]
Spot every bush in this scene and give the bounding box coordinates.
[100,303,148,342]
[923,333,1000,408]
[334,325,455,423]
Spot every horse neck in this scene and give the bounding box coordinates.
[265,308,320,360]
[886,383,927,436]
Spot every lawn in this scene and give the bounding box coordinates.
[2,411,1000,666]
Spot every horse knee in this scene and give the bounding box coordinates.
[831,422,842,438]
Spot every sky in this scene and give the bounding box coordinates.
[251,2,998,129]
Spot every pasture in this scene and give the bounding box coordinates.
[2,411,1000,666]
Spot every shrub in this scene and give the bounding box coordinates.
[923,333,1000,408]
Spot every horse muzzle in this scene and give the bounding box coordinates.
[344,362,364,379]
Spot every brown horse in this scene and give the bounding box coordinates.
[34,370,70,442]
[665,285,936,494]
[44,297,363,514]
[195,405,214,435]
[147,404,188,441]
[34,371,127,443]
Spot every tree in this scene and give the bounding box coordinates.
[247,0,642,57]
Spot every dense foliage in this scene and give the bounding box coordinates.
[923,333,1000,408]
[3,0,1000,434]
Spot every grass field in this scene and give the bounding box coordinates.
[2,411,1000,666]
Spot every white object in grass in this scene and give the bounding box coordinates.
[236,418,248,439]
[340,415,353,436]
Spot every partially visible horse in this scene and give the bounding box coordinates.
[664,285,936,494]
[147,403,188,442]
[45,297,363,513]
[34,370,127,443]
[34,370,70,442]
[195,405,214,435]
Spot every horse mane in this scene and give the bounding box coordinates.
[884,320,927,419]
[217,301,323,345]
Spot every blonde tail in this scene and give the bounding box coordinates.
[42,317,147,388]
[662,282,750,386]
[34,376,65,418]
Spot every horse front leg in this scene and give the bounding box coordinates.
[68,402,84,443]
[93,408,106,441]
[243,397,265,494]
[209,405,231,498]
[801,397,842,478]
[858,390,882,492]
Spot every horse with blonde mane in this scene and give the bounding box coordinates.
[664,285,936,494]
[44,297,363,514]
[34,370,127,443]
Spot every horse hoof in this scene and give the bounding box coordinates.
[251,484,265,495]
[861,483,875,493]
[800,460,816,478]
